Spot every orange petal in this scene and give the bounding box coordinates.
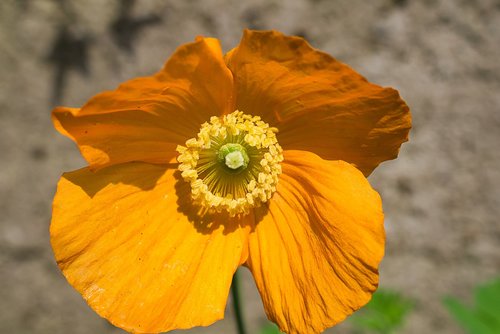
[53,37,234,170]
[246,150,385,334]
[226,30,411,175]
[51,162,249,333]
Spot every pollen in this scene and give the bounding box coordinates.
[176,110,283,216]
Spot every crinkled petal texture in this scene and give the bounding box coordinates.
[226,30,411,175]
[51,162,249,333]
[247,150,385,334]
[53,37,234,170]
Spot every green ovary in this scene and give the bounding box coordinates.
[218,143,249,170]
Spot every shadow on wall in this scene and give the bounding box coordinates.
[46,0,162,105]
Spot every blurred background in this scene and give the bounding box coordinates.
[1,0,499,333]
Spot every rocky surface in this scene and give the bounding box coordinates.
[1,0,499,333]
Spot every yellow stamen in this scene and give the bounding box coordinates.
[176,110,283,216]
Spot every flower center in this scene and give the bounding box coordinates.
[218,143,249,171]
[176,110,283,216]
[225,150,245,169]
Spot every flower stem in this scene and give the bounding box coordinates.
[231,269,247,334]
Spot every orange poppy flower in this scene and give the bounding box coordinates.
[51,30,411,334]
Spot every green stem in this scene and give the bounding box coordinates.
[231,269,247,334]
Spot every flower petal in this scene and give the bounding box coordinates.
[246,150,385,334]
[51,162,249,333]
[53,37,234,170]
[226,30,411,175]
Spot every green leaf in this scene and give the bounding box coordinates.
[349,289,414,334]
[259,322,282,334]
[443,278,500,334]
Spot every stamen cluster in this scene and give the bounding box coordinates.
[177,110,283,216]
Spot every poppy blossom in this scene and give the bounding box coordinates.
[51,30,411,334]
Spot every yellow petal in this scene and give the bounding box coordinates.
[51,162,249,333]
[53,36,234,170]
[226,30,411,175]
[246,150,385,334]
